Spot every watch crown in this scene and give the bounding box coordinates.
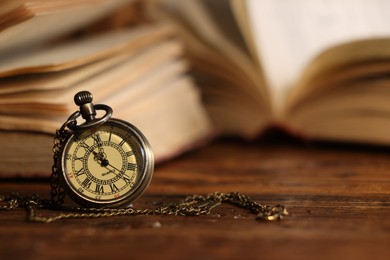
[74,91,93,106]
[74,91,96,122]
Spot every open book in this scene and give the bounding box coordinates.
[146,0,390,145]
[0,1,212,177]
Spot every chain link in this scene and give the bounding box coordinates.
[50,119,75,207]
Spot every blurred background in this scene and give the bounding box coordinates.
[1,0,390,177]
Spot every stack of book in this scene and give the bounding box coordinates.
[0,0,213,177]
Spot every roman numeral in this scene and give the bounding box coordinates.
[109,183,119,192]
[118,139,125,146]
[126,151,134,157]
[75,168,85,176]
[81,178,92,189]
[79,141,90,151]
[122,174,133,184]
[127,163,136,171]
[95,184,104,193]
[91,134,102,145]
[73,155,84,161]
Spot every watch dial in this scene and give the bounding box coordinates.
[62,120,148,206]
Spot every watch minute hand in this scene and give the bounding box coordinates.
[101,160,123,176]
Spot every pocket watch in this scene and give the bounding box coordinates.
[53,91,154,208]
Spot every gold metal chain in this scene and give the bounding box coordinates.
[0,191,288,223]
[50,118,76,207]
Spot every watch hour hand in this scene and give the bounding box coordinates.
[92,133,105,154]
[92,150,104,163]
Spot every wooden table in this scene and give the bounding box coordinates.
[0,140,389,260]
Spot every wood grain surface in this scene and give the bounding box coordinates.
[0,139,389,260]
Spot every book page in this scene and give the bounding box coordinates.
[0,0,130,54]
[246,0,390,112]
[199,0,250,58]
[0,52,133,94]
[0,24,174,77]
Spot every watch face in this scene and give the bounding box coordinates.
[60,119,153,208]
